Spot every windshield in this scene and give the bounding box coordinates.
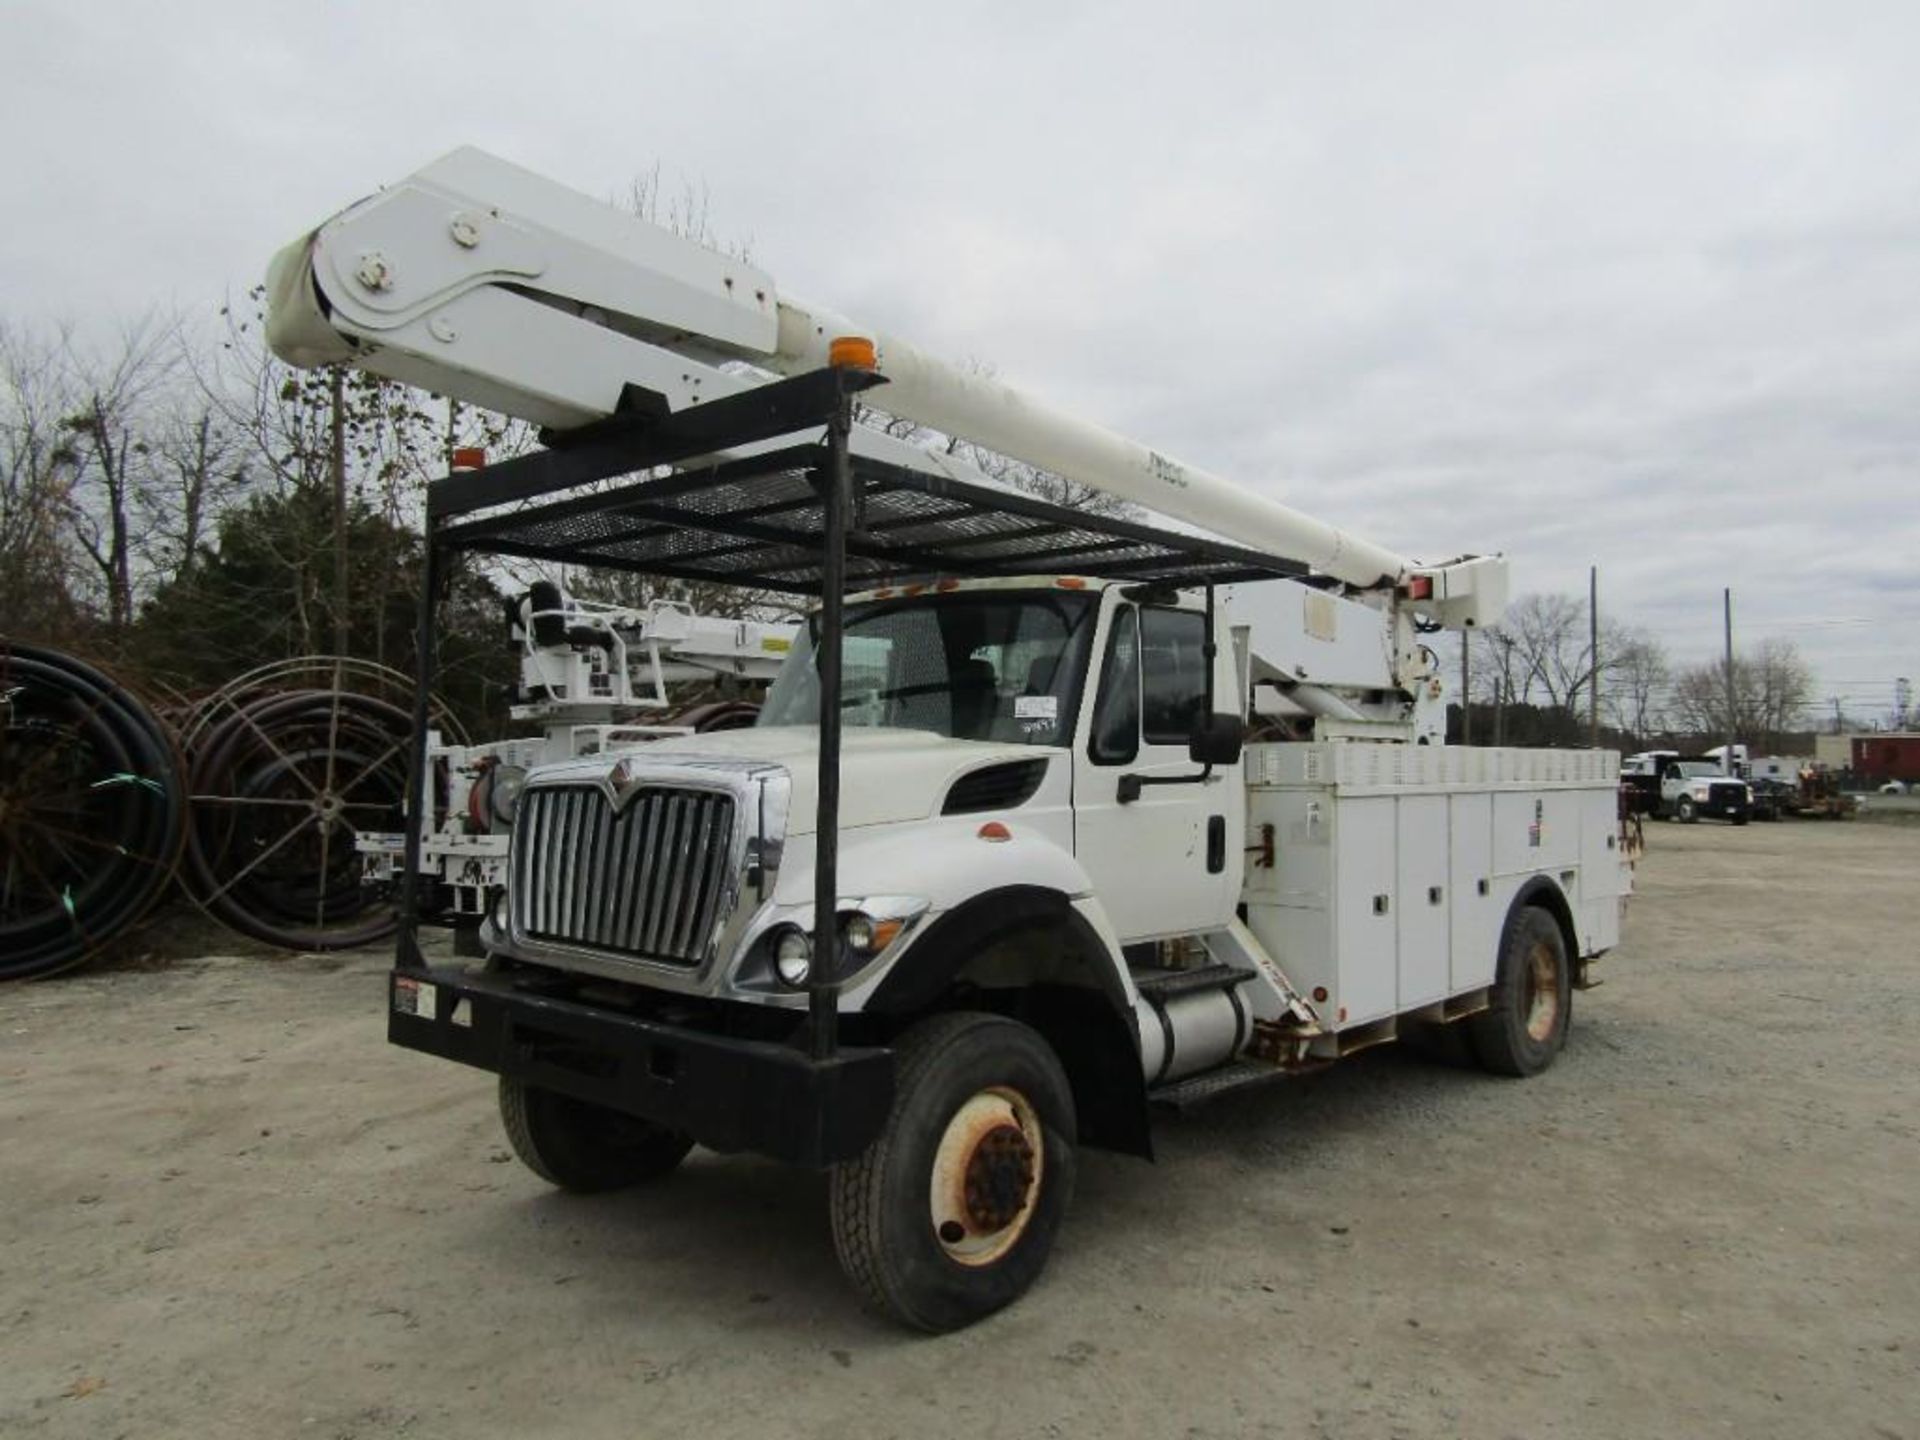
[759,592,1098,746]
[1674,761,1728,779]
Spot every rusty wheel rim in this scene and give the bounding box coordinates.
[1523,938,1561,1043]
[929,1086,1043,1267]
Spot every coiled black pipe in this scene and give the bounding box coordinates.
[0,641,188,980]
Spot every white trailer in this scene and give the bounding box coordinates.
[268,149,1632,1332]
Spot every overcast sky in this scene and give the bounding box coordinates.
[3,1,1914,722]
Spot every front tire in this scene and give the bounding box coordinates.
[498,1078,693,1193]
[829,1012,1076,1332]
[1676,795,1698,823]
[1469,904,1571,1077]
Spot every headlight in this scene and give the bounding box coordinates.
[843,913,876,952]
[842,911,909,955]
[748,900,929,995]
[772,926,812,988]
[490,765,528,824]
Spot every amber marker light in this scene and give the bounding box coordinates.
[451,446,487,470]
[977,822,1012,842]
[828,335,877,369]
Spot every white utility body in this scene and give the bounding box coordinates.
[269,148,1632,1333]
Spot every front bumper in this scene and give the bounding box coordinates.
[1702,785,1750,819]
[387,966,893,1168]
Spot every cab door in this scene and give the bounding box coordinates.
[1071,600,1241,941]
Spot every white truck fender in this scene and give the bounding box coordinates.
[835,825,1131,1013]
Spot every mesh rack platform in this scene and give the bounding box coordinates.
[428,368,1303,593]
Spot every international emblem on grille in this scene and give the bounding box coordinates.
[608,758,640,807]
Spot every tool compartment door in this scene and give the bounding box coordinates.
[1448,791,1497,990]
[1333,796,1396,1025]
[1395,795,1449,1008]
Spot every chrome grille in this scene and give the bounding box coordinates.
[511,784,737,966]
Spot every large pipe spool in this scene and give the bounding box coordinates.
[176,657,466,952]
[1,639,761,978]
[0,646,471,976]
[0,641,188,980]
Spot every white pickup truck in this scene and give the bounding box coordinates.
[1624,752,1752,824]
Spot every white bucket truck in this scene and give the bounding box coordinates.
[268,149,1632,1331]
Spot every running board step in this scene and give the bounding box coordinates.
[1131,963,1259,1002]
[1150,1058,1316,1111]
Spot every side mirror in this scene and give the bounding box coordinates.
[1189,713,1245,767]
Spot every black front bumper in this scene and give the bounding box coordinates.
[1705,783,1750,819]
[388,966,894,1168]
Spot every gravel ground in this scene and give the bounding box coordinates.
[3,818,1916,1440]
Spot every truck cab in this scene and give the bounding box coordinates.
[478,576,1249,1027]
[1656,757,1752,824]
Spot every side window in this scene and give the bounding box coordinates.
[1140,608,1207,745]
[1088,607,1140,765]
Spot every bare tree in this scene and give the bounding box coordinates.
[0,323,80,634]
[1464,591,1656,746]
[1467,623,1523,708]
[1666,662,1722,737]
[1743,638,1813,751]
[1504,593,1597,714]
[1668,639,1813,750]
[1604,627,1669,743]
[53,317,181,629]
[140,406,251,587]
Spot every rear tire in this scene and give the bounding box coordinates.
[1469,905,1571,1078]
[829,1012,1076,1333]
[498,1078,693,1193]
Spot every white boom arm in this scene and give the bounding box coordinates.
[266,147,1504,626]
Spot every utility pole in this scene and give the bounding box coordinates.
[329,366,350,658]
[1722,587,1737,773]
[1460,629,1471,745]
[1588,565,1600,749]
